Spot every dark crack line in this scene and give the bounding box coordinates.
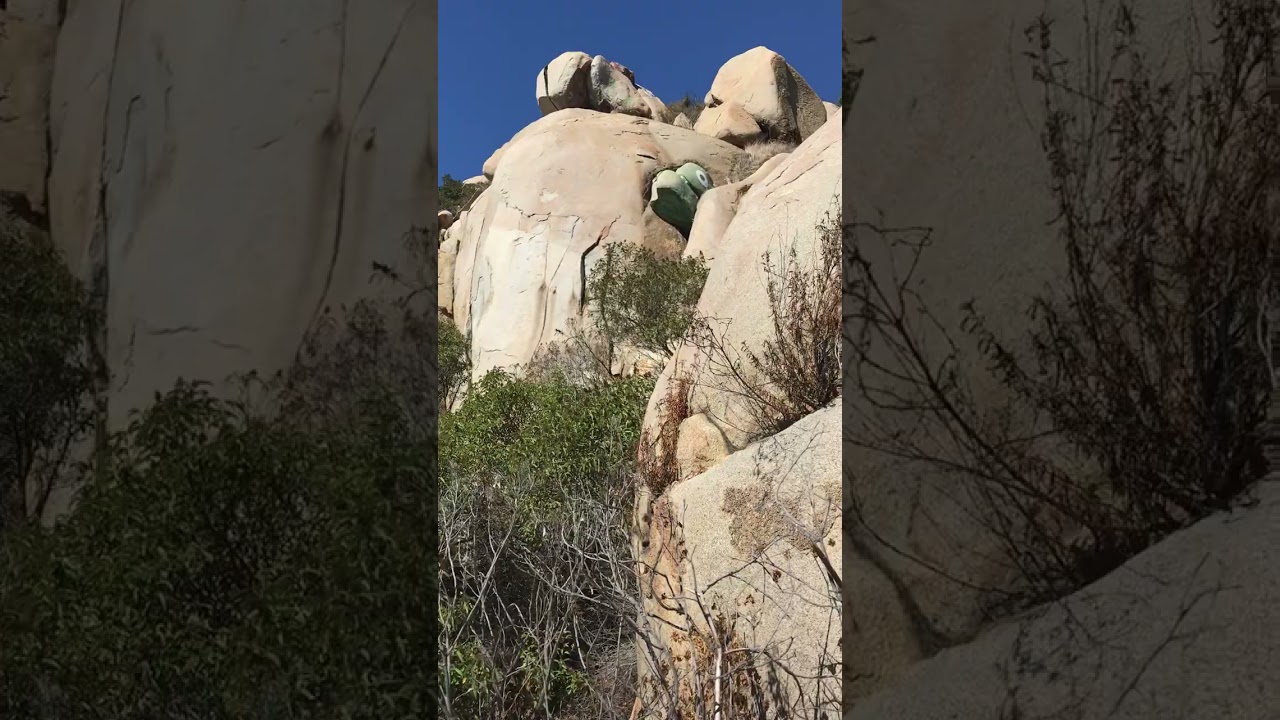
[301,0,417,348]
[578,218,616,314]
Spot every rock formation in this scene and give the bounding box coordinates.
[1,1,438,519]
[535,49,667,120]
[704,46,827,143]
[445,51,842,715]
[444,109,742,380]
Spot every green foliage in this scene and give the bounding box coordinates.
[440,369,651,513]
[438,367,650,717]
[587,243,708,358]
[0,282,438,717]
[0,208,95,529]
[0,380,435,719]
[438,174,483,217]
[439,314,470,411]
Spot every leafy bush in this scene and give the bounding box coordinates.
[0,380,436,719]
[439,174,484,216]
[439,314,471,410]
[0,206,95,529]
[588,243,708,358]
[437,368,652,718]
[441,369,651,516]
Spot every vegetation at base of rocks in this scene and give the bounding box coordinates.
[0,288,438,717]
[844,0,1279,606]
[440,368,652,531]
[437,365,654,718]
[588,243,710,359]
[664,94,706,125]
[439,313,471,410]
[0,208,96,532]
[439,173,484,216]
[724,139,798,184]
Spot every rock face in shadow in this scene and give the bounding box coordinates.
[843,0,1229,712]
[46,0,438,435]
[846,481,1280,720]
[0,11,58,210]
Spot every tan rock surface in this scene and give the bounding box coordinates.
[47,0,438,433]
[642,114,841,453]
[535,50,592,115]
[692,100,763,147]
[447,109,742,380]
[640,406,842,717]
[683,151,790,263]
[707,46,827,142]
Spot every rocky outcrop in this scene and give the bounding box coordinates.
[45,0,437,436]
[536,50,593,115]
[445,109,741,380]
[704,46,827,143]
[631,111,841,718]
[638,406,842,717]
[535,50,666,120]
[641,112,841,454]
[692,101,763,148]
[683,150,790,264]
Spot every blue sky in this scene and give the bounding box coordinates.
[438,1,842,183]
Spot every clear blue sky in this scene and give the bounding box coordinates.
[438,1,842,183]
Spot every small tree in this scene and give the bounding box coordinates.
[0,206,95,529]
[588,244,709,359]
[439,174,484,216]
[440,313,471,411]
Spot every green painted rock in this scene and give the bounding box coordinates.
[650,169,700,233]
[675,163,713,197]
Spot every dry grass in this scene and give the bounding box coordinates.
[664,95,706,126]
[724,139,798,184]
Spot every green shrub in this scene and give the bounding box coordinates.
[440,369,651,514]
[439,314,470,410]
[587,243,708,358]
[0,206,95,529]
[437,368,651,717]
[0,380,436,719]
[438,174,483,217]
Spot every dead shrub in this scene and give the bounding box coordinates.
[844,0,1280,604]
[638,375,693,496]
[691,202,842,440]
